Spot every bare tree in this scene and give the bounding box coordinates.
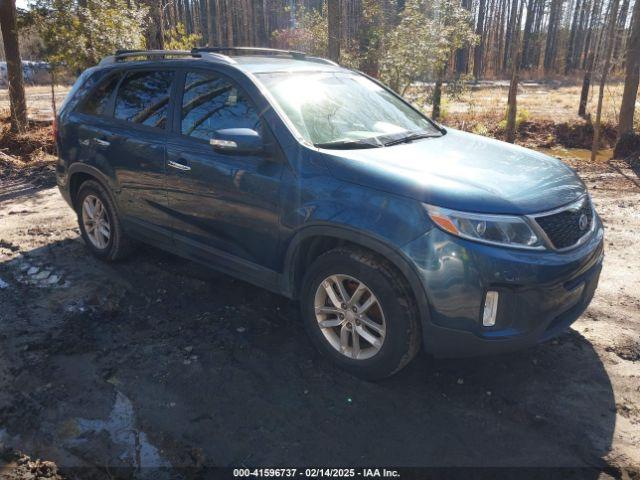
[591,0,621,161]
[503,0,519,70]
[565,0,582,72]
[473,0,487,78]
[206,0,215,46]
[432,67,444,120]
[456,0,473,74]
[506,0,523,143]
[613,0,631,60]
[520,0,536,69]
[0,0,28,132]
[143,0,165,49]
[543,0,563,72]
[328,0,341,62]
[615,0,640,149]
[578,50,595,117]
[225,0,233,46]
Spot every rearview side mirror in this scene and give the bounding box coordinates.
[210,128,264,155]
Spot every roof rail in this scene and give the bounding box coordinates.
[192,47,339,66]
[99,49,199,65]
[98,47,339,67]
[192,46,308,59]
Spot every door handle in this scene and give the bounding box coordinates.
[168,160,191,171]
[94,138,111,147]
[79,139,91,147]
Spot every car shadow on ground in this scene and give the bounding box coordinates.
[0,237,616,475]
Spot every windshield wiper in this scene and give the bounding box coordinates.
[383,132,442,147]
[314,139,382,149]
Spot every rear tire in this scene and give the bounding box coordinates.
[300,247,421,380]
[75,180,133,261]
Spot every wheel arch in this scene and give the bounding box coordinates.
[282,225,432,325]
[67,163,117,209]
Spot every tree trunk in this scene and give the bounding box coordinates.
[565,0,581,72]
[578,52,593,117]
[0,0,28,132]
[520,0,536,68]
[207,0,215,46]
[199,0,208,43]
[530,0,545,69]
[506,2,523,143]
[143,0,165,49]
[215,0,224,46]
[184,0,193,34]
[456,0,472,75]
[503,0,519,71]
[543,0,562,72]
[581,0,601,69]
[615,0,640,149]
[225,0,233,46]
[613,0,630,62]
[591,0,620,161]
[432,69,444,120]
[50,67,56,120]
[495,0,507,74]
[572,0,589,69]
[328,0,341,62]
[473,0,487,79]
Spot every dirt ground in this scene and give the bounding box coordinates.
[0,140,639,478]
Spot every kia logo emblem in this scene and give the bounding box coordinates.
[578,214,589,231]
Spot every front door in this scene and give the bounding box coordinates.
[166,70,284,283]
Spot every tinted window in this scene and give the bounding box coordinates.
[62,69,98,114]
[181,72,259,140]
[114,70,174,129]
[78,73,120,116]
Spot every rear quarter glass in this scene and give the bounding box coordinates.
[59,68,114,115]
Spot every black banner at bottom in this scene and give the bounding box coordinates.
[51,466,632,480]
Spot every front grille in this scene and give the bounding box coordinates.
[534,197,593,249]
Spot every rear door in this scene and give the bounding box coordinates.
[165,69,285,280]
[72,71,122,166]
[108,68,176,244]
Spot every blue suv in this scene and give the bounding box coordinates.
[56,48,604,379]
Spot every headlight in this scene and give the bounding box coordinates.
[424,204,544,250]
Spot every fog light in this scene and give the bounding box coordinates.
[482,291,499,327]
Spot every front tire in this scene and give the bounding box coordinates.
[300,247,421,380]
[75,180,133,261]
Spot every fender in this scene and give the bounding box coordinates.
[281,223,432,326]
[67,162,119,191]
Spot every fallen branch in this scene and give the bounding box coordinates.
[0,148,20,163]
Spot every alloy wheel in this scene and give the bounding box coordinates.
[314,274,386,360]
[82,195,111,250]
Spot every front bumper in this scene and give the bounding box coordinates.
[402,216,604,358]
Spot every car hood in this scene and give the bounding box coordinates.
[320,128,586,215]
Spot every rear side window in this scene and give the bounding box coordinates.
[60,68,95,114]
[78,73,120,116]
[114,70,174,129]
[181,71,260,140]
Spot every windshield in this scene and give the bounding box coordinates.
[256,71,442,148]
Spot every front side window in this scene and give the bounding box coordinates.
[181,71,260,141]
[114,70,174,129]
[256,72,441,148]
[78,73,121,116]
